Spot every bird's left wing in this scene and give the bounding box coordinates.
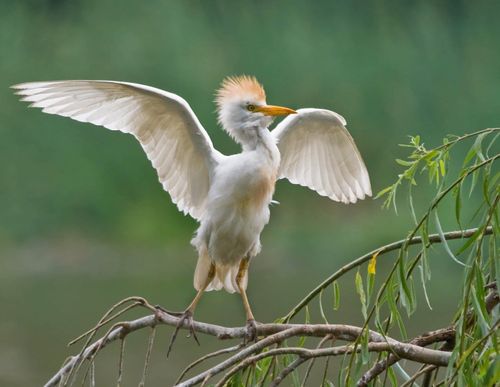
[13,80,223,220]
[272,108,371,203]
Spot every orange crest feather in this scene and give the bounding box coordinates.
[215,75,266,108]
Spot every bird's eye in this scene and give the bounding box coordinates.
[247,104,256,112]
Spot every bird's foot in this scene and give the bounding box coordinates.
[166,309,199,357]
[244,318,258,343]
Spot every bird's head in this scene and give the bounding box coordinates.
[215,75,296,145]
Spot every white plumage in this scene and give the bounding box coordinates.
[13,76,371,330]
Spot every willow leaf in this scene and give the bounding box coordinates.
[434,210,468,267]
[332,281,340,311]
[355,271,367,319]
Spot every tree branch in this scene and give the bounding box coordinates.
[45,307,453,387]
[284,226,493,321]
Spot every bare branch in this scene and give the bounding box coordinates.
[44,306,453,387]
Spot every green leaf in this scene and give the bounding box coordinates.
[332,281,340,311]
[387,366,398,387]
[366,267,375,302]
[360,329,369,364]
[455,182,463,229]
[421,218,430,247]
[419,263,433,310]
[408,183,418,225]
[375,184,394,200]
[387,278,407,339]
[434,210,468,267]
[395,158,414,167]
[421,247,431,281]
[355,271,367,319]
[463,146,477,167]
[482,162,493,206]
[469,169,479,197]
[398,256,415,316]
[439,159,446,176]
[305,305,310,324]
[393,363,412,384]
[319,290,329,324]
[411,135,420,146]
[485,131,500,156]
[472,132,488,162]
[299,306,310,347]
[471,286,490,336]
[455,225,484,256]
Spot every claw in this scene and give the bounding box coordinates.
[167,310,199,357]
[244,318,258,343]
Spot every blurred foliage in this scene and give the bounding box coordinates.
[0,0,499,385]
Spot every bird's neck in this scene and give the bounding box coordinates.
[241,126,280,167]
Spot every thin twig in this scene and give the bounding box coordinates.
[139,326,156,387]
[88,361,95,387]
[175,343,245,385]
[270,357,307,387]
[69,300,145,346]
[400,365,437,387]
[116,338,126,387]
[78,322,131,386]
[64,297,154,386]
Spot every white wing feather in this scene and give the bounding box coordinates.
[13,80,223,220]
[272,108,371,203]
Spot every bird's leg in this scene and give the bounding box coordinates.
[166,263,215,357]
[236,257,257,342]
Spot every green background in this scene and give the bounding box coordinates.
[1,1,498,385]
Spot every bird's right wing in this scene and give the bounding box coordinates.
[13,80,223,220]
[272,108,371,203]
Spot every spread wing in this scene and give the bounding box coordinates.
[272,108,371,203]
[12,80,224,220]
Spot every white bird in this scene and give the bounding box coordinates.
[13,75,371,344]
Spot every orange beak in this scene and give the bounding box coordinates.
[254,104,297,116]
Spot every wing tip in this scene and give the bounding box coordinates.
[11,81,45,90]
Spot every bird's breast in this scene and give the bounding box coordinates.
[236,167,277,211]
[210,156,278,214]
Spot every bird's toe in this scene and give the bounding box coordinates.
[167,309,199,357]
[244,318,258,343]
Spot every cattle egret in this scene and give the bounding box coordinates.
[13,76,371,346]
